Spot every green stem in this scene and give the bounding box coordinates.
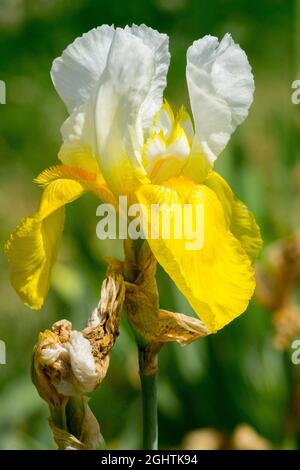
[138,346,158,450]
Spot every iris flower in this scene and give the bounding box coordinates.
[5,25,262,333]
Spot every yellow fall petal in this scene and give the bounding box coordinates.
[5,209,65,310]
[135,176,255,332]
[204,171,262,261]
[5,165,116,309]
[34,165,117,207]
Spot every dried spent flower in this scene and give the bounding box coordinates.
[32,272,125,449]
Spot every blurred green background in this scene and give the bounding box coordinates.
[0,0,299,450]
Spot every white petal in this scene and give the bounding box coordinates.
[51,25,115,113]
[177,106,194,144]
[186,33,254,164]
[125,24,170,129]
[52,25,170,195]
[58,101,100,172]
[67,331,98,392]
[51,24,169,121]
[60,106,86,142]
[94,28,158,194]
[144,128,190,183]
[60,100,96,154]
[152,101,174,139]
[142,103,192,183]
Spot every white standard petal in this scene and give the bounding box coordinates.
[125,24,170,129]
[51,25,115,113]
[186,33,254,165]
[52,25,170,195]
[94,28,168,194]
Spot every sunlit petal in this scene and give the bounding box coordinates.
[5,209,65,310]
[143,103,192,183]
[5,165,116,309]
[204,171,262,261]
[135,176,255,332]
[186,33,254,168]
[51,25,115,113]
[93,28,158,194]
[58,103,99,174]
[52,25,170,196]
[125,24,170,130]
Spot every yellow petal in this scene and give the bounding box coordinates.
[57,102,101,175]
[35,165,117,208]
[5,209,64,309]
[181,137,212,184]
[204,171,262,261]
[143,126,190,183]
[5,165,116,309]
[143,102,192,183]
[135,176,255,332]
[58,139,100,175]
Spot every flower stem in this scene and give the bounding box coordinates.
[138,345,158,450]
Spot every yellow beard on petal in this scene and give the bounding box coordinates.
[5,210,65,309]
